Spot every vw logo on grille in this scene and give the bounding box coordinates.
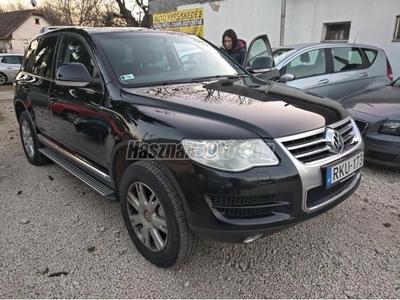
[325,128,344,154]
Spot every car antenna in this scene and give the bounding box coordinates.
[353,32,359,43]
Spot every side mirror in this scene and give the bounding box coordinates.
[56,63,92,87]
[279,73,295,82]
[248,56,274,73]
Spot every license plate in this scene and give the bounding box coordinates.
[325,151,364,187]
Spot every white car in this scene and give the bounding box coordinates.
[0,54,23,85]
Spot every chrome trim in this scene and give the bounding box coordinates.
[286,139,325,151]
[38,134,111,182]
[306,172,360,212]
[275,117,364,213]
[295,146,331,159]
[278,116,351,143]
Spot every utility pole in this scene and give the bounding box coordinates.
[280,0,287,46]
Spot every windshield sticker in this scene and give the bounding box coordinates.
[120,74,135,81]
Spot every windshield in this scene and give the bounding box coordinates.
[272,48,295,65]
[94,31,246,87]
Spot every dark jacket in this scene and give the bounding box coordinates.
[220,39,247,66]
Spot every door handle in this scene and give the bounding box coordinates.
[359,72,368,78]
[48,95,58,103]
[317,79,329,85]
[6,67,12,69]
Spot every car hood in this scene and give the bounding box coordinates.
[341,86,400,118]
[121,77,349,138]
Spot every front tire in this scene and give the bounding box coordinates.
[120,161,198,268]
[19,111,48,165]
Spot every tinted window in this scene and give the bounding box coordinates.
[23,39,39,73]
[32,35,58,79]
[362,48,378,67]
[58,35,96,77]
[331,47,363,72]
[1,56,22,64]
[285,49,326,79]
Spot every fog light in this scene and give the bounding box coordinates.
[243,234,263,243]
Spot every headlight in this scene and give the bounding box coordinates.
[182,139,279,172]
[379,118,400,136]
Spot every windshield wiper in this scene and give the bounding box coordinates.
[190,74,242,82]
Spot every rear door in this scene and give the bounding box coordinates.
[328,46,373,100]
[280,47,331,97]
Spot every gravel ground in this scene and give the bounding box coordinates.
[0,94,399,298]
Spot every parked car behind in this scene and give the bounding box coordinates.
[339,77,400,168]
[271,43,393,100]
[14,28,364,268]
[0,53,23,85]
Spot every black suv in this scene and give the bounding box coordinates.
[14,28,364,267]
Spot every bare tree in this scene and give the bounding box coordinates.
[114,0,149,27]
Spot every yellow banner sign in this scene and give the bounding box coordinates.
[152,7,204,37]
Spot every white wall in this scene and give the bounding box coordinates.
[11,15,50,54]
[179,0,400,78]
[179,0,282,47]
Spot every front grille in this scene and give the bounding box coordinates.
[207,194,275,206]
[218,207,273,218]
[354,119,368,133]
[205,194,281,219]
[306,172,359,208]
[282,119,356,163]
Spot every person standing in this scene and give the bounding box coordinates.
[220,29,247,66]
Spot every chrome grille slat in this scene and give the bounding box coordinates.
[294,146,331,159]
[281,119,357,164]
[286,140,326,151]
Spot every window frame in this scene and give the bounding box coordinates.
[322,22,351,43]
[329,46,366,74]
[55,33,99,79]
[393,16,400,42]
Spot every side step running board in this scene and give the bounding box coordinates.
[39,148,117,201]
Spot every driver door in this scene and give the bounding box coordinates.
[243,34,280,81]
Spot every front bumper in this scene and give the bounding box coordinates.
[363,132,400,168]
[166,118,364,243]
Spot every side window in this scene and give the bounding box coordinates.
[331,47,364,72]
[2,56,22,64]
[32,35,58,79]
[58,35,96,77]
[285,49,326,79]
[23,39,39,73]
[362,48,378,67]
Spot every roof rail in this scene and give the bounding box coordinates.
[39,26,77,33]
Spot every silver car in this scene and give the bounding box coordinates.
[0,54,23,85]
[272,43,393,100]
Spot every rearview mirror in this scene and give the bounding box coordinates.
[248,56,274,73]
[56,63,92,87]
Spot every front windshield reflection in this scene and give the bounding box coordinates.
[94,31,246,87]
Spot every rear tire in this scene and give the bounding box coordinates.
[120,161,198,267]
[0,72,7,85]
[19,111,48,166]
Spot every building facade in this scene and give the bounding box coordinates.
[0,10,51,54]
[150,0,400,78]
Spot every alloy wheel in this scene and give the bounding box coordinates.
[126,182,168,252]
[0,73,6,85]
[21,120,35,157]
